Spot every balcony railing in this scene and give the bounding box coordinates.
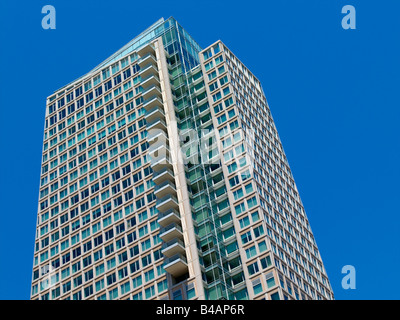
[163,253,188,277]
[156,194,178,209]
[152,167,174,181]
[154,180,176,193]
[159,222,182,235]
[139,63,158,77]
[148,130,169,145]
[146,117,167,132]
[141,73,160,86]
[138,53,157,66]
[150,155,172,171]
[158,208,180,219]
[142,84,162,98]
[143,95,163,110]
[164,253,187,266]
[162,238,185,251]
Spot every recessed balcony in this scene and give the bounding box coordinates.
[152,167,175,184]
[141,73,160,87]
[149,143,170,160]
[148,130,169,145]
[143,95,164,111]
[139,63,159,79]
[209,165,222,177]
[156,194,178,212]
[150,154,172,172]
[157,208,181,227]
[138,52,157,68]
[161,238,186,258]
[159,222,182,242]
[154,180,176,198]
[163,254,188,278]
[145,105,165,123]
[142,84,162,100]
[137,44,155,59]
[146,117,167,133]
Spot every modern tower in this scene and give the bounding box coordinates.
[31,17,334,300]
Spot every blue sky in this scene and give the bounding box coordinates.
[0,0,399,300]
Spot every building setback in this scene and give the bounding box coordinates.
[31,17,334,300]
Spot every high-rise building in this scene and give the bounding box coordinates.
[31,17,334,301]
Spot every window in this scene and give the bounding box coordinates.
[247,261,259,275]
[251,211,259,222]
[144,269,155,282]
[187,284,196,299]
[209,81,219,92]
[120,281,130,295]
[173,289,183,300]
[253,280,263,295]
[205,61,214,71]
[253,225,264,238]
[235,202,245,215]
[245,246,257,259]
[258,241,268,253]
[213,44,220,54]
[233,188,243,201]
[158,279,168,293]
[245,183,254,194]
[266,272,276,288]
[106,273,116,286]
[145,285,155,299]
[223,86,230,96]
[241,231,252,244]
[203,49,212,60]
[215,55,224,65]
[247,196,257,209]
[132,275,142,288]
[229,175,239,188]
[271,292,280,300]
[217,113,227,125]
[239,216,250,229]
[118,266,128,279]
[212,91,222,102]
[260,255,272,269]
[227,162,237,174]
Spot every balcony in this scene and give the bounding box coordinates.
[161,238,185,258]
[145,105,165,124]
[156,194,178,212]
[150,154,172,172]
[209,165,222,177]
[143,95,164,111]
[157,208,181,227]
[163,254,188,277]
[137,45,155,60]
[159,222,182,242]
[152,167,175,184]
[141,73,160,87]
[219,219,234,232]
[148,130,169,145]
[149,143,170,160]
[142,84,162,100]
[146,117,167,133]
[199,117,213,129]
[138,53,157,68]
[139,63,158,79]
[154,180,176,198]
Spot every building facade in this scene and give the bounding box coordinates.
[31,17,334,300]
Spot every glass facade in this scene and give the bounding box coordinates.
[31,17,333,301]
